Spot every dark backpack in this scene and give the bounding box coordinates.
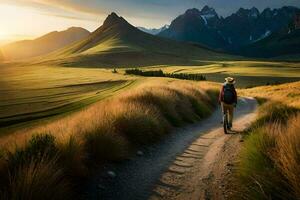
[223,84,235,104]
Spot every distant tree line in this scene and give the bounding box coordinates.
[125,68,206,81]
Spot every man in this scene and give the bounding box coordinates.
[219,77,237,130]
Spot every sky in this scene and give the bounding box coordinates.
[0,0,300,43]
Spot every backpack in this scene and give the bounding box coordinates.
[223,84,235,104]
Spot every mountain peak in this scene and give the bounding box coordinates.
[66,27,90,33]
[201,6,215,13]
[250,7,260,17]
[237,7,247,15]
[103,12,127,27]
[200,6,218,17]
[185,8,201,15]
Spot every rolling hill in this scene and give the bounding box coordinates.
[238,29,300,58]
[1,27,90,61]
[42,12,233,67]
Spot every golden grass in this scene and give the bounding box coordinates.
[1,157,73,200]
[275,115,300,197]
[0,79,219,199]
[236,83,300,200]
[239,81,300,108]
[238,114,300,200]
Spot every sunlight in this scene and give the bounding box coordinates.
[0,3,97,41]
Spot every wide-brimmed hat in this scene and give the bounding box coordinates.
[225,77,236,84]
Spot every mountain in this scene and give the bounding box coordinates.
[218,6,300,48]
[159,6,300,51]
[238,29,300,58]
[43,12,232,67]
[1,27,90,60]
[159,6,228,49]
[138,25,169,35]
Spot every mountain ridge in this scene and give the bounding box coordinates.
[159,5,300,54]
[42,12,233,67]
[1,27,90,61]
[238,29,300,57]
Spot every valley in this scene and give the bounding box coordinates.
[0,3,299,200]
[1,59,300,134]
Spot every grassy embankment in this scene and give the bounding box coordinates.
[235,81,300,199]
[0,79,219,199]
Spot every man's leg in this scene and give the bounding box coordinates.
[221,102,225,114]
[228,105,234,128]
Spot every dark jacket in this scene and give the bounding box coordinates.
[218,83,237,104]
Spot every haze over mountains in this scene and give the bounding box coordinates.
[1,27,90,61]
[137,25,169,35]
[159,6,300,57]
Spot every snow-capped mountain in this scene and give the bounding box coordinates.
[158,6,227,49]
[159,5,300,51]
[137,25,169,35]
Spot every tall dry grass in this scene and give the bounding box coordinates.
[2,158,73,200]
[237,101,300,200]
[239,81,300,109]
[0,80,219,199]
[275,115,300,197]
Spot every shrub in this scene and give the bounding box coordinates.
[84,126,129,163]
[1,158,72,200]
[112,102,168,145]
[57,136,86,177]
[6,134,58,172]
[121,88,183,126]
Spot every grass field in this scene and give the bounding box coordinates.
[240,81,300,108]
[144,61,300,88]
[0,63,138,133]
[1,60,300,133]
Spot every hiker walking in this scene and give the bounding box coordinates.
[219,77,237,130]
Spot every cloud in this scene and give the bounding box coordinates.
[32,0,105,15]
[1,0,300,28]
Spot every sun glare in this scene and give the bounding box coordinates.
[0,3,98,42]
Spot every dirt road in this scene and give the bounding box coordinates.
[85,97,257,200]
[150,98,257,200]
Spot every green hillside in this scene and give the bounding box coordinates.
[41,13,236,67]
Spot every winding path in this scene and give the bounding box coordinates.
[85,97,257,200]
